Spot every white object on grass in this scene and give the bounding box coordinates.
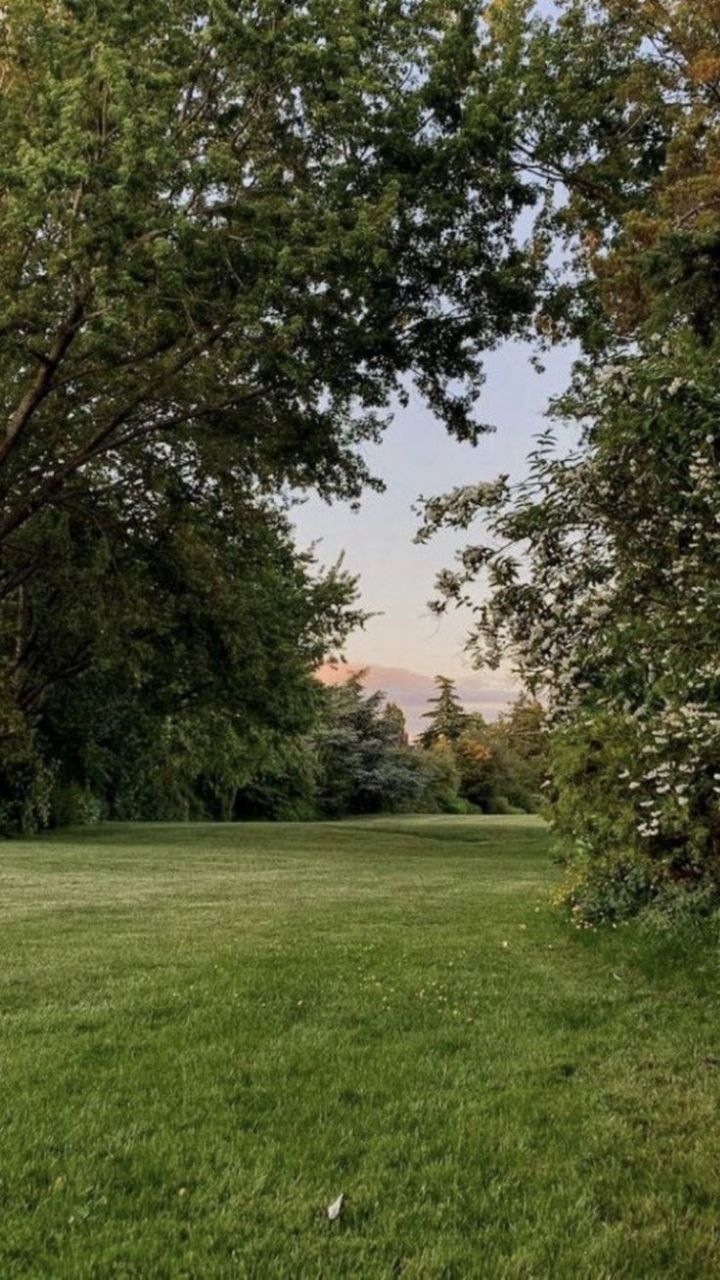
[327,1193,344,1221]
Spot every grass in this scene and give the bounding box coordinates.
[1,815,719,1278]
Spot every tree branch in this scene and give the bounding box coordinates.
[0,386,264,547]
[0,294,88,469]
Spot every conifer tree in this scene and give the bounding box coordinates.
[419,676,467,748]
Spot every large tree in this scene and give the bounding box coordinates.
[0,480,361,830]
[0,0,540,554]
[421,0,720,918]
[0,0,548,827]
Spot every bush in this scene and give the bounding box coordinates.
[559,854,720,929]
[50,784,104,829]
[437,793,477,815]
[485,794,513,816]
[557,855,656,926]
[547,714,720,926]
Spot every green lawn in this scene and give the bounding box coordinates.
[1,816,719,1278]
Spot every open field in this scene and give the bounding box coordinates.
[1,816,719,1278]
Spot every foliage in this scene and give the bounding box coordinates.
[0,0,541,552]
[417,736,466,813]
[50,783,104,830]
[424,340,720,915]
[313,673,424,817]
[454,726,495,809]
[0,487,360,832]
[418,675,467,747]
[233,737,320,823]
[453,706,544,814]
[0,729,55,836]
[416,685,545,814]
[419,0,720,919]
[490,695,547,810]
[0,0,549,829]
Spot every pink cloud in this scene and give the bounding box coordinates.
[316,661,517,733]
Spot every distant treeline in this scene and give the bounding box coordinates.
[287,673,546,822]
[2,667,544,833]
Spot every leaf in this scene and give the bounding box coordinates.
[327,1193,344,1221]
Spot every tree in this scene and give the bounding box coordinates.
[0,0,541,558]
[419,676,467,747]
[314,673,424,817]
[383,702,409,747]
[417,736,464,813]
[0,483,360,831]
[420,0,720,917]
[490,695,546,809]
[454,727,495,810]
[434,698,544,814]
[0,0,550,829]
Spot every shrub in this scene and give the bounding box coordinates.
[485,794,513,816]
[50,784,104,829]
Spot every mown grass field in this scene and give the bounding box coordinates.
[1,816,719,1279]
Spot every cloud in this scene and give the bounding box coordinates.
[316,661,518,733]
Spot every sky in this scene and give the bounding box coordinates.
[293,339,576,729]
[289,0,568,730]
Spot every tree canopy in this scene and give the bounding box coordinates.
[5,0,717,892]
[422,0,720,920]
[0,486,360,830]
[0,0,550,830]
[0,0,541,550]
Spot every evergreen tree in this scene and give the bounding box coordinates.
[419,676,467,748]
[382,703,409,747]
[314,674,423,817]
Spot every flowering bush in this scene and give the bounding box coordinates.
[421,335,720,921]
[413,0,720,922]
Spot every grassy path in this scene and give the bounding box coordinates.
[1,816,719,1278]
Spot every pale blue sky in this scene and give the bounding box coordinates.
[295,0,566,688]
[293,340,576,681]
